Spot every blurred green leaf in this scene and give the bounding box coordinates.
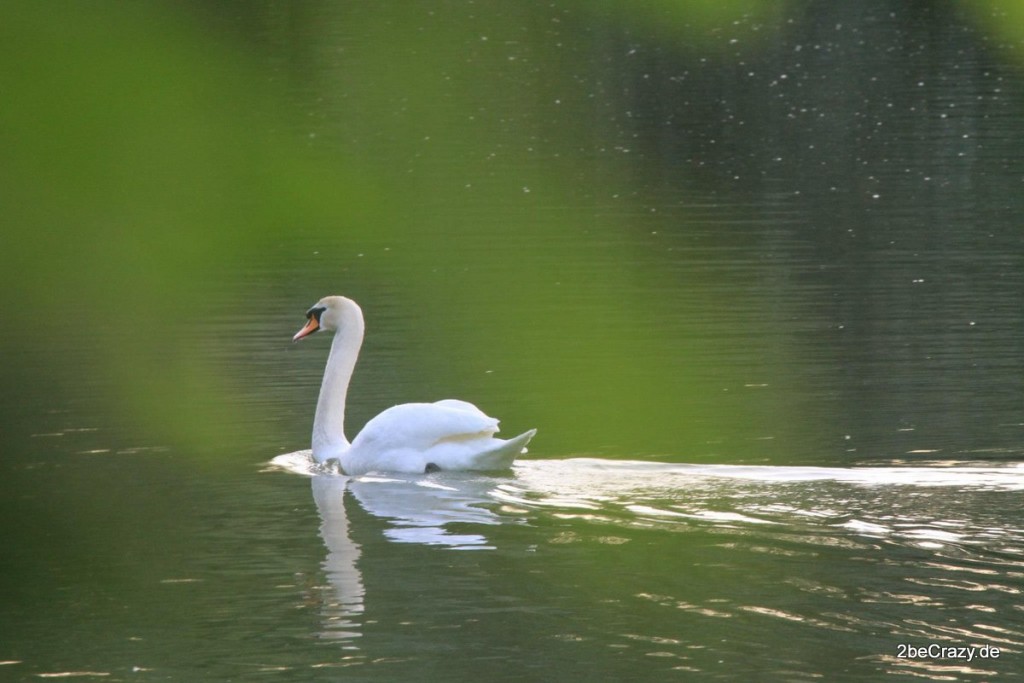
[1,1,807,463]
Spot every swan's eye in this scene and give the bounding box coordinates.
[306,305,326,323]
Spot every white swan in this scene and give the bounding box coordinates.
[293,296,536,474]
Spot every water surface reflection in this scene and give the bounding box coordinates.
[310,476,364,644]
[274,452,1024,678]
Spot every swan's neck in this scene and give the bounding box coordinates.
[312,306,364,462]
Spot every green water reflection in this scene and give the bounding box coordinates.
[3,2,1023,462]
[3,2,1024,681]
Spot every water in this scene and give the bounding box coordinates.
[263,457,1024,680]
[6,444,1022,680]
[3,2,1024,681]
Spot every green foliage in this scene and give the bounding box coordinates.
[0,2,365,452]
[1,1,804,463]
[963,0,1024,61]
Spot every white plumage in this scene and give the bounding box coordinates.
[293,296,535,475]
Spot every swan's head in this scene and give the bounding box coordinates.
[292,296,361,341]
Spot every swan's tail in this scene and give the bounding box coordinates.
[473,428,537,471]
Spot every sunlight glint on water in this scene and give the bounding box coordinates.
[263,453,1024,678]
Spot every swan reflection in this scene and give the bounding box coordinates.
[275,453,1024,646]
[308,469,512,643]
[346,472,505,548]
[310,476,363,643]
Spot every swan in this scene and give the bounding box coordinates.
[293,295,536,474]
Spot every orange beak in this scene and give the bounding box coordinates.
[292,318,320,341]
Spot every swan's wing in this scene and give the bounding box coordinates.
[351,401,499,453]
[431,399,491,419]
[447,428,536,471]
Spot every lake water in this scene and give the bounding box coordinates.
[3,2,1024,681]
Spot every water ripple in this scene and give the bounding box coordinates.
[269,452,1024,673]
